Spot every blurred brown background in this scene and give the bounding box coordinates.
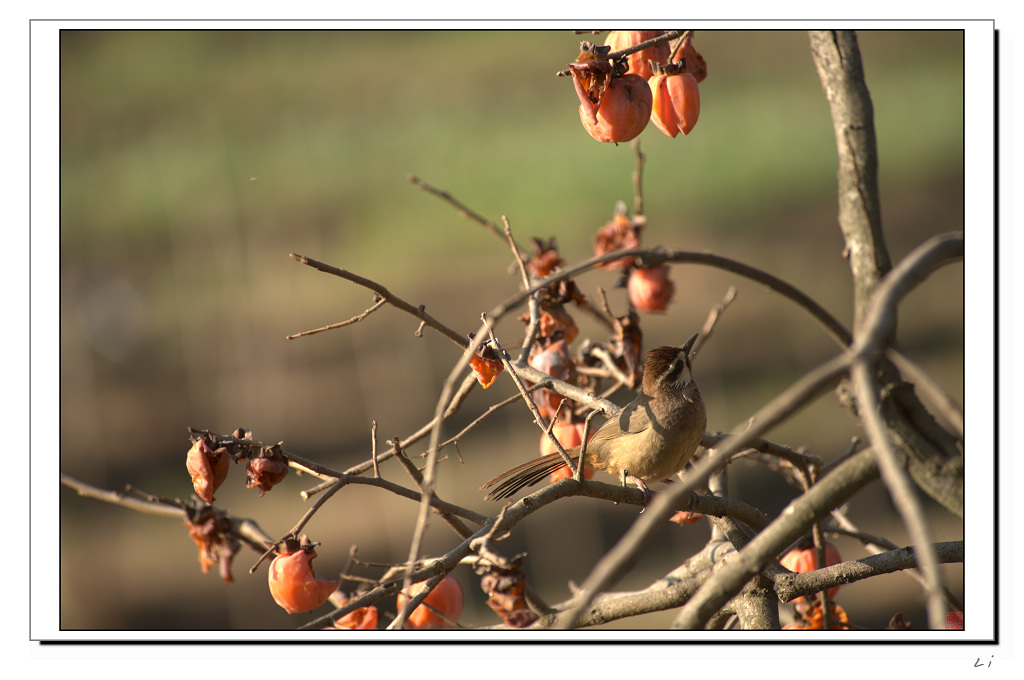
[59,29,964,631]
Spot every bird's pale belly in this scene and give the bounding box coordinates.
[592,427,702,483]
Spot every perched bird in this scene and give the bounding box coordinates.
[480,333,706,503]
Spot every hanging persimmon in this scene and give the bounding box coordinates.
[648,61,700,137]
[580,73,653,143]
[267,537,339,614]
[628,264,675,313]
[469,352,504,389]
[185,437,230,504]
[245,444,289,497]
[527,337,576,420]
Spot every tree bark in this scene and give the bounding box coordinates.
[808,31,963,517]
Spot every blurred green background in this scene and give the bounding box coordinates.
[60,29,964,631]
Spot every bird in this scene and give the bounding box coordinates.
[480,333,706,503]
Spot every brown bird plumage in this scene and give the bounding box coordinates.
[480,334,707,502]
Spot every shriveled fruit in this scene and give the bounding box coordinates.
[593,207,642,270]
[649,66,700,137]
[580,73,652,143]
[525,237,563,279]
[186,438,230,504]
[245,447,288,496]
[397,576,464,629]
[569,41,614,124]
[679,40,707,83]
[477,563,539,628]
[537,304,579,345]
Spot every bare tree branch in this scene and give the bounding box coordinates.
[773,540,964,603]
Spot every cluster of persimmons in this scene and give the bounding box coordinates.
[571,31,705,144]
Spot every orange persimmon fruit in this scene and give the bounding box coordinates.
[469,353,504,389]
[397,576,464,629]
[628,264,675,313]
[649,66,700,137]
[268,544,339,614]
[580,73,652,143]
[527,338,575,421]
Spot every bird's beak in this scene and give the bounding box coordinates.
[681,333,699,356]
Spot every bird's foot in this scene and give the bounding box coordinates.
[620,471,651,512]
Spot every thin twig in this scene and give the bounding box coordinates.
[518,290,543,364]
[286,295,387,339]
[577,408,604,481]
[286,477,348,541]
[631,138,645,215]
[61,473,186,519]
[289,252,468,350]
[503,215,531,291]
[407,174,505,243]
[588,345,631,390]
[371,420,380,478]
[392,438,475,541]
[668,30,694,62]
[435,382,547,449]
[302,374,480,499]
[692,286,737,358]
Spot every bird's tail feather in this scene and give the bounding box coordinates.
[479,452,580,501]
